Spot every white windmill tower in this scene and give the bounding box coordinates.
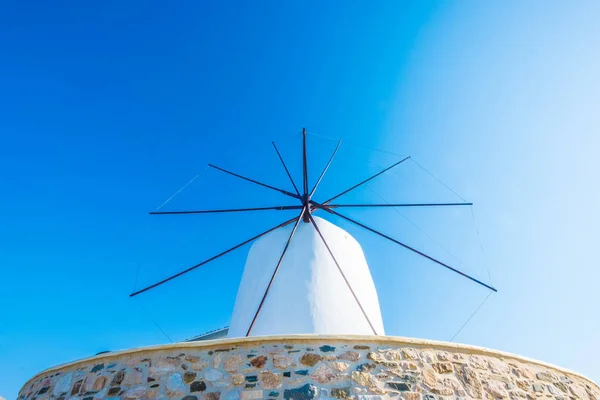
[131,129,496,338]
[23,130,600,400]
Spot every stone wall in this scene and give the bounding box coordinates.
[19,336,600,400]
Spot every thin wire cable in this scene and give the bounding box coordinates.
[270,131,302,144]
[236,131,302,149]
[132,264,174,343]
[469,205,493,286]
[141,131,301,341]
[135,299,175,343]
[392,157,493,284]
[368,188,482,279]
[409,158,468,202]
[322,156,410,204]
[306,132,408,158]
[155,167,208,211]
[156,131,301,212]
[449,292,493,342]
[369,157,493,286]
[368,161,440,195]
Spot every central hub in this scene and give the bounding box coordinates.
[302,194,311,223]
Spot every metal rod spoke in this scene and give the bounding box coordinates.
[301,128,310,223]
[309,140,341,198]
[272,142,301,197]
[246,206,306,336]
[209,164,301,200]
[129,215,299,297]
[322,156,410,204]
[307,212,378,335]
[149,205,303,215]
[302,128,309,196]
[310,202,497,292]
[327,202,473,208]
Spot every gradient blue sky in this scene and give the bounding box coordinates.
[2,1,600,398]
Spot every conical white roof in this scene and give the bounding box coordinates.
[228,216,385,337]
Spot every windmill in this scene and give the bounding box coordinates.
[130,129,497,338]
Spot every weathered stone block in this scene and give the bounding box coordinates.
[204,392,221,400]
[300,353,322,367]
[532,383,545,393]
[122,386,146,400]
[401,349,418,360]
[331,387,351,399]
[250,356,267,368]
[92,376,107,391]
[536,371,553,382]
[401,393,421,400]
[484,380,508,398]
[204,368,224,382]
[166,373,185,396]
[455,365,482,398]
[284,384,317,400]
[231,374,245,386]
[386,382,411,391]
[422,367,436,388]
[190,380,207,392]
[330,361,349,372]
[273,354,294,369]
[184,371,197,383]
[311,365,336,384]
[337,351,360,362]
[432,363,452,374]
[356,363,376,372]
[225,355,243,373]
[259,371,282,389]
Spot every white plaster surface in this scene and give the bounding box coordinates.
[228,216,385,337]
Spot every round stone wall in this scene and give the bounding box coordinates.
[19,335,599,400]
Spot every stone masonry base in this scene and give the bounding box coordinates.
[19,335,600,400]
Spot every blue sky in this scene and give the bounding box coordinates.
[2,1,600,398]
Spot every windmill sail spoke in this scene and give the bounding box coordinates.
[322,156,411,204]
[301,128,310,223]
[208,164,301,200]
[302,128,309,196]
[310,202,497,293]
[307,212,378,335]
[327,202,473,208]
[140,129,497,327]
[246,206,306,336]
[272,142,301,197]
[149,205,303,215]
[129,215,300,298]
[309,140,341,198]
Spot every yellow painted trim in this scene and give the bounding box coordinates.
[21,335,599,391]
